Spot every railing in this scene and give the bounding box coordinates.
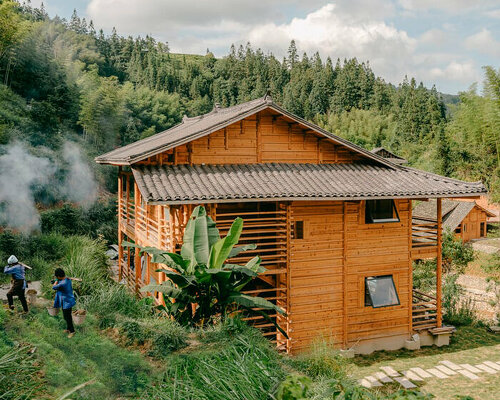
[215,208,289,350]
[412,219,439,249]
[412,289,438,330]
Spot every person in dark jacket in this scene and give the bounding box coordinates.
[52,268,76,337]
[3,255,28,313]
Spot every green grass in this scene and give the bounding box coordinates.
[1,306,154,399]
[350,326,500,400]
[146,325,286,400]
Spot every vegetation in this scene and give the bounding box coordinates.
[135,206,284,327]
[0,1,497,210]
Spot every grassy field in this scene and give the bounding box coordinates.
[351,326,500,400]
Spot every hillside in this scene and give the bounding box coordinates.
[0,1,498,235]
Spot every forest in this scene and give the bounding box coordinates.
[0,1,498,232]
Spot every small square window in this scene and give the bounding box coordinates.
[365,200,399,223]
[365,275,400,308]
[293,221,304,239]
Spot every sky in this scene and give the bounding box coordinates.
[30,0,500,94]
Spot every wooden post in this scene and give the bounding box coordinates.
[285,202,292,353]
[436,198,443,328]
[408,200,413,332]
[117,169,123,281]
[256,113,262,163]
[134,247,141,294]
[342,201,348,348]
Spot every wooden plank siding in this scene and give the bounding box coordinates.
[135,110,364,166]
[288,199,412,352]
[455,205,489,242]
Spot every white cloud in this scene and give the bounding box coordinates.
[248,4,416,83]
[426,61,479,83]
[464,29,500,58]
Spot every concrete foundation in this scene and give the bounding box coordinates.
[351,330,452,355]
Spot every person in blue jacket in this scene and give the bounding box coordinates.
[3,255,28,313]
[52,268,76,337]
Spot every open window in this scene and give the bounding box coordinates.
[365,275,400,308]
[365,200,399,224]
[293,220,304,239]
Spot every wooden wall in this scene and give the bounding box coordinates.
[288,199,412,352]
[136,110,365,166]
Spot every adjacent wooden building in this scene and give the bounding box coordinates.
[96,95,486,354]
[413,199,494,242]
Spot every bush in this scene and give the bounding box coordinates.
[118,317,187,356]
[40,200,117,244]
[442,231,475,274]
[288,340,349,380]
[277,374,312,400]
[443,274,477,326]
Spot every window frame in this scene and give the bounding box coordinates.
[365,199,400,224]
[364,275,400,308]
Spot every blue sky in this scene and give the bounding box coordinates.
[31,0,500,94]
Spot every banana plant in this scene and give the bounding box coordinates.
[124,206,285,330]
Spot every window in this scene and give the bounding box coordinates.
[293,221,304,239]
[463,223,467,233]
[365,275,400,308]
[365,200,399,223]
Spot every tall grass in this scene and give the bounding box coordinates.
[147,327,285,400]
[0,345,41,400]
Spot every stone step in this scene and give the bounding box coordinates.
[403,370,424,382]
[373,371,393,383]
[410,367,433,379]
[459,364,482,373]
[380,366,399,377]
[483,361,500,371]
[394,376,417,389]
[426,368,450,379]
[475,364,497,374]
[435,365,458,375]
[457,369,479,380]
[439,360,462,371]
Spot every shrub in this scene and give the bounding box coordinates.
[288,340,349,380]
[442,231,475,274]
[412,259,436,294]
[277,374,312,400]
[443,274,477,326]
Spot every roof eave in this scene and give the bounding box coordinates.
[146,190,487,205]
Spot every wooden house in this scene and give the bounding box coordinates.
[413,199,494,243]
[370,147,408,165]
[96,95,486,354]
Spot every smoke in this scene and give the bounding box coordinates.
[0,141,98,232]
[61,141,98,207]
[0,142,55,232]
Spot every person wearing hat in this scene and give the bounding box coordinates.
[3,255,28,313]
[52,268,76,338]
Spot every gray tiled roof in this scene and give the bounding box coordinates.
[95,96,395,168]
[132,163,486,204]
[413,199,481,231]
[370,147,407,165]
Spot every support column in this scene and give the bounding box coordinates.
[117,168,123,281]
[436,198,443,328]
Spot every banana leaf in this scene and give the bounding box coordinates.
[140,283,182,298]
[228,293,285,314]
[154,269,195,287]
[181,206,220,272]
[208,217,243,269]
[228,243,257,258]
